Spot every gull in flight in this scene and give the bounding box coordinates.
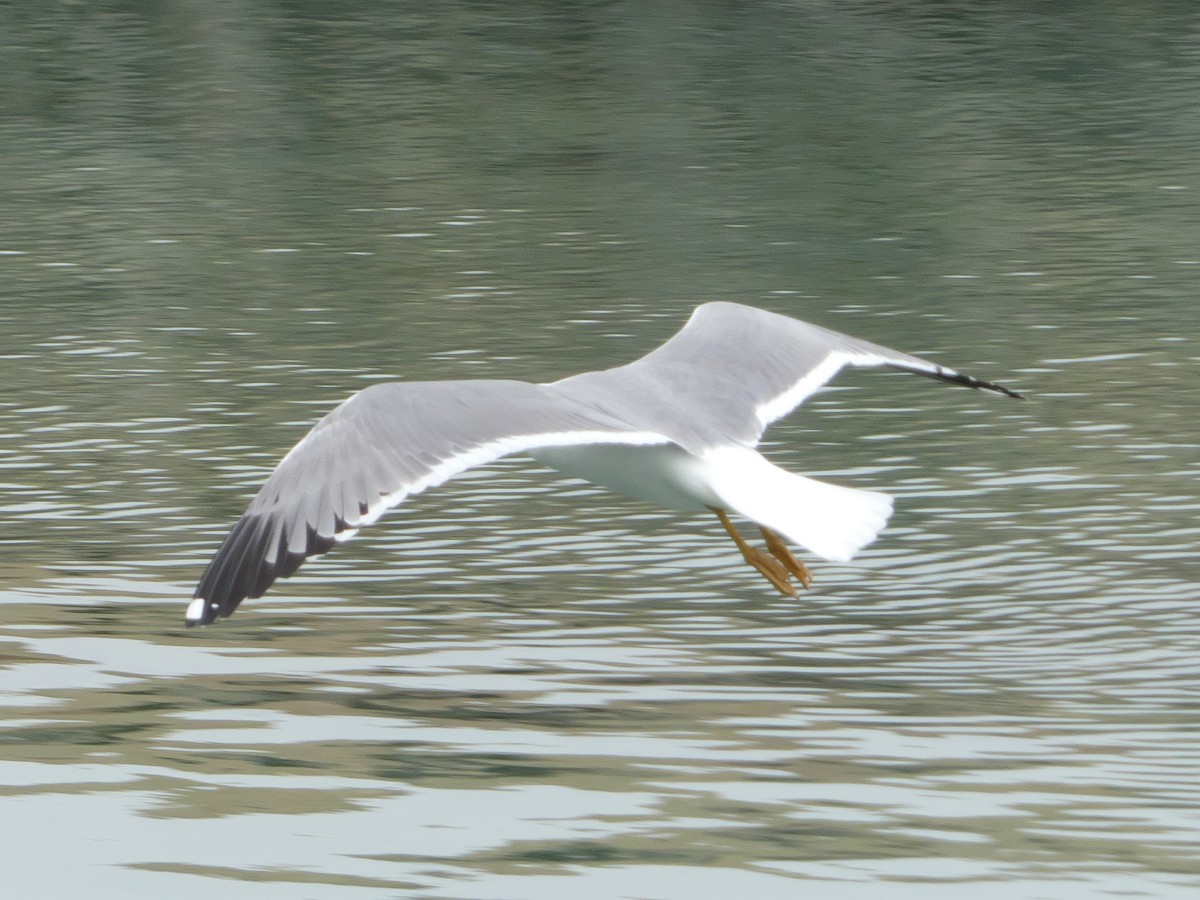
[188,302,1020,625]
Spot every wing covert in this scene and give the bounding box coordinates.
[189,380,669,624]
[551,302,1020,451]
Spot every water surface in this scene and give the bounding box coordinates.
[2,4,1198,898]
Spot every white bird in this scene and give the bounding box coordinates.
[188,302,1021,625]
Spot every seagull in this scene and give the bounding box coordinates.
[187,302,1021,625]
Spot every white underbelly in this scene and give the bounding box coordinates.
[530,443,894,562]
[528,443,723,512]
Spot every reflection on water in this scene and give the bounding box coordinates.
[2,3,1200,898]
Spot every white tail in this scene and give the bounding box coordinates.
[702,446,893,562]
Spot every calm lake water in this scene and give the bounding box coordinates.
[2,4,1199,898]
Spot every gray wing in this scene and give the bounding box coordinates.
[548,302,1021,453]
[189,380,670,625]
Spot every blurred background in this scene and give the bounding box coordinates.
[1,3,1198,898]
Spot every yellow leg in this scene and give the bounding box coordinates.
[708,506,798,598]
[760,526,812,590]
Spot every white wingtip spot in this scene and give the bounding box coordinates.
[185,596,208,623]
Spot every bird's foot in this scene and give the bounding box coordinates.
[744,546,799,598]
[708,505,812,597]
[760,527,813,590]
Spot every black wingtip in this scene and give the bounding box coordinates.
[937,369,1024,399]
[187,514,342,626]
[887,363,1024,399]
[187,515,260,626]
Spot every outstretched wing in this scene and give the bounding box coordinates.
[188,380,669,625]
[550,302,1022,452]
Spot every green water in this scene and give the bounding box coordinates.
[1,4,1198,898]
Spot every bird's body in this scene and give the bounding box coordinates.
[529,443,723,512]
[530,442,893,562]
[188,302,1020,625]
